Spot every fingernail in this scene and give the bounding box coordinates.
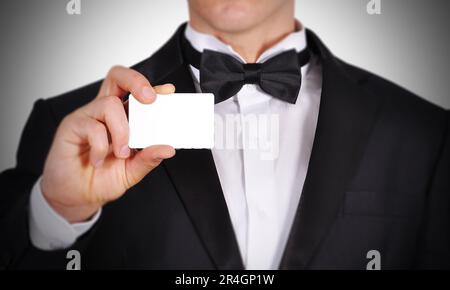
[142,86,155,100]
[95,159,104,168]
[120,145,130,158]
[168,148,176,157]
[158,148,176,159]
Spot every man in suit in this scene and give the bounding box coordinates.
[1,0,449,269]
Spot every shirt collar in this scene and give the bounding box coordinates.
[184,22,308,64]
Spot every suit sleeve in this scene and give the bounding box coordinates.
[416,110,450,269]
[0,99,98,269]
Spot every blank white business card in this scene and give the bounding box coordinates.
[128,93,214,149]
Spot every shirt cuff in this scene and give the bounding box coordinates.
[29,177,101,250]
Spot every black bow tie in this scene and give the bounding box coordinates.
[181,35,311,104]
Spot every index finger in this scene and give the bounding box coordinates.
[98,65,156,104]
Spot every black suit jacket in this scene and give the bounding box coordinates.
[1,24,449,270]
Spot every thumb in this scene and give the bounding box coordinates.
[125,145,175,188]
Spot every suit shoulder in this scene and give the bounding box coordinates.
[41,56,151,122]
[41,44,174,122]
[341,61,447,125]
[39,25,184,121]
[43,80,102,122]
[338,60,449,156]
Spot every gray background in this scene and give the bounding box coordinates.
[0,0,449,171]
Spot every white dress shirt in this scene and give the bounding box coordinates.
[29,23,322,270]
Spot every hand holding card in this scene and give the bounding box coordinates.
[128,93,214,149]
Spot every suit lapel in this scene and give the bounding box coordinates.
[136,24,244,269]
[163,67,243,270]
[163,147,244,270]
[279,30,384,269]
